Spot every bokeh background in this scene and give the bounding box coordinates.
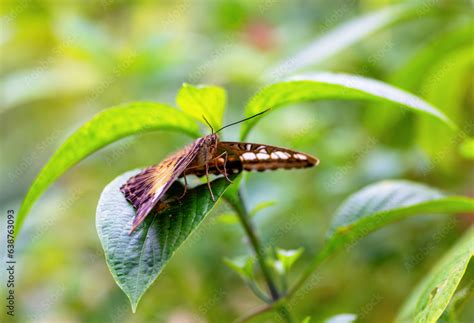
[1,0,473,322]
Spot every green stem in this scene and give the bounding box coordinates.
[229,187,294,322]
[276,305,295,322]
[234,188,280,301]
[235,242,335,322]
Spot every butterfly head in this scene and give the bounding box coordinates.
[204,133,219,148]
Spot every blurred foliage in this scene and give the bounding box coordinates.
[0,0,473,322]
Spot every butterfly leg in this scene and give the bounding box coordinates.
[214,152,233,183]
[205,162,216,201]
[178,171,188,200]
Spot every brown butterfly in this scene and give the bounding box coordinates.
[120,110,319,233]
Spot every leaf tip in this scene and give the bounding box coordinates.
[131,301,138,314]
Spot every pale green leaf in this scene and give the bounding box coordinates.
[16,103,201,236]
[96,170,234,312]
[241,73,454,140]
[224,254,270,302]
[440,283,474,322]
[250,200,276,218]
[291,181,474,295]
[325,313,357,323]
[217,200,275,224]
[328,180,443,236]
[224,255,255,282]
[275,248,304,273]
[365,22,473,134]
[216,212,239,224]
[392,22,473,92]
[460,138,474,160]
[396,228,473,323]
[176,83,226,131]
[264,4,410,79]
[418,47,473,158]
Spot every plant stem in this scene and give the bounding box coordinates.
[234,188,280,301]
[229,187,294,322]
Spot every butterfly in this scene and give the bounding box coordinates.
[120,110,319,233]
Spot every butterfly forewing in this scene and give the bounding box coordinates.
[120,138,204,233]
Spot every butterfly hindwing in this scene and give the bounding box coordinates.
[120,138,204,232]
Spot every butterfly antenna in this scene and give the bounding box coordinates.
[216,108,271,133]
[202,115,214,133]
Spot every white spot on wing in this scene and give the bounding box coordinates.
[241,152,257,161]
[294,153,307,160]
[256,153,270,160]
[275,151,289,159]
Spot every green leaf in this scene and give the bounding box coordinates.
[224,254,270,302]
[275,248,304,274]
[328,180,443,236]
[96,170,234,312]
[250,200,276,218]
[460,138,474,160]
[240,73,454,140]
[365,22,473,134]
[176,83,226,131]
[324,313,357,323]
[391,22,473,92]
[290,181,474,295]
[217,200,275,224]
[301,316,311,323]
[264,4,410,79]
[16,103,201,237]
[216,212,240,224]
[417,46,473,158]
[223,255,255,282]
[325,181,473,245]
[440,283,474,322]
[396,228,473,323]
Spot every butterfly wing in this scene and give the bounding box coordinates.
[220,141,319,171]
[120,138,204,233]
[184,141,318,177]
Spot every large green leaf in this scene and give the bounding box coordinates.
[96,170,234,312]
[241,73,454,140]
[396,228,473,323]
[328,180,443,236]
[176,83,226,131]
[289,181,474,294]
[16,103,201,236]
[324,181,473,255]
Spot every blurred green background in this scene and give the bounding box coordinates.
[0,0,473,322]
